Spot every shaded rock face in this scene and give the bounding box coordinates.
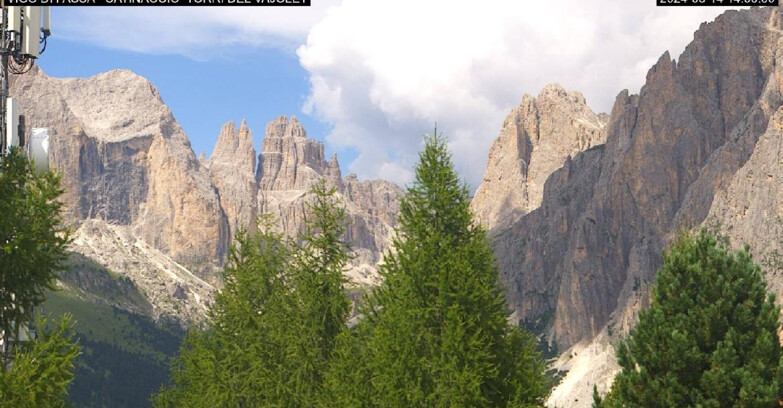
[258,116,342,191]
[10,68,230,277]
[256,116,401,285]
[340,174,401,284]
[472,84,607,233]
[208,120,258,239]
[10,71,400,323]
[489,6,783,351]
[697,88,783,306]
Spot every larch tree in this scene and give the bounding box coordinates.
[154,180,352,408]
[287,179,352,406]
[324,132,548,408]
[153,214,292,407]
[0,148,79,407]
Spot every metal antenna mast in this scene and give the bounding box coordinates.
[0,5,49,156]
[1,6,11,156]
[0,4,50,368]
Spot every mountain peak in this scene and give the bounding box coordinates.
[101,68,144,79]
[265,115,307,140]
[210,121,255,166]
[208,121,258,244]
[259,115,331,191]
[23,67,174,144]
[538,83,589,107]
[285,116,307,139]
[472,83,607,232]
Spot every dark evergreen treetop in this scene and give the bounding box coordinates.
[596,230,783,408]
[287,179,352,405]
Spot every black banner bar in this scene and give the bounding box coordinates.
[657,0,778,5]
[4,0,310,5]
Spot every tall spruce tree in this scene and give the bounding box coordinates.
[325,132,547,407]
[595,230,783,408]
[0,148,78,406]
[154,180,351,407]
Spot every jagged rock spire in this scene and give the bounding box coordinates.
[208,120,259,240]
[471,83,607,232]
[257,115,333,191]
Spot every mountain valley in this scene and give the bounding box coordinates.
[12,6,783,407]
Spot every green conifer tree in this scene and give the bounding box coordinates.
[154,180,351,407]
[596,230,783,408]
[154,213,292,407]
[0,148,78,406]
[0,315,79,408]
[287,179,352,406]
[325,132,547,407]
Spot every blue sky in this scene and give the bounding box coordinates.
[37,30,337,165]
[34,3,736,189]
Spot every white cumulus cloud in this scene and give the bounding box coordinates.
[52,3,341,58]
[52,1,746,189]
[297,0,742,188]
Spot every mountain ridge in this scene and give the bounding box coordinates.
[12,7,783,407]
[10,67,402,324]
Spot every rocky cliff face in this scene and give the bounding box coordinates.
[491,5,783,351]
[258,116,342,191]
[10,68,229,323]
[11,68,230,273]
[472,85,607,233]
[255,116,400,285]
[10,70,401,323]
[208,120,258,239]
[476,7,783,406]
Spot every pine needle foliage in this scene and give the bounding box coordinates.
[287,179,352,405]
[596,230,783,408]
[153,213,292,407]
